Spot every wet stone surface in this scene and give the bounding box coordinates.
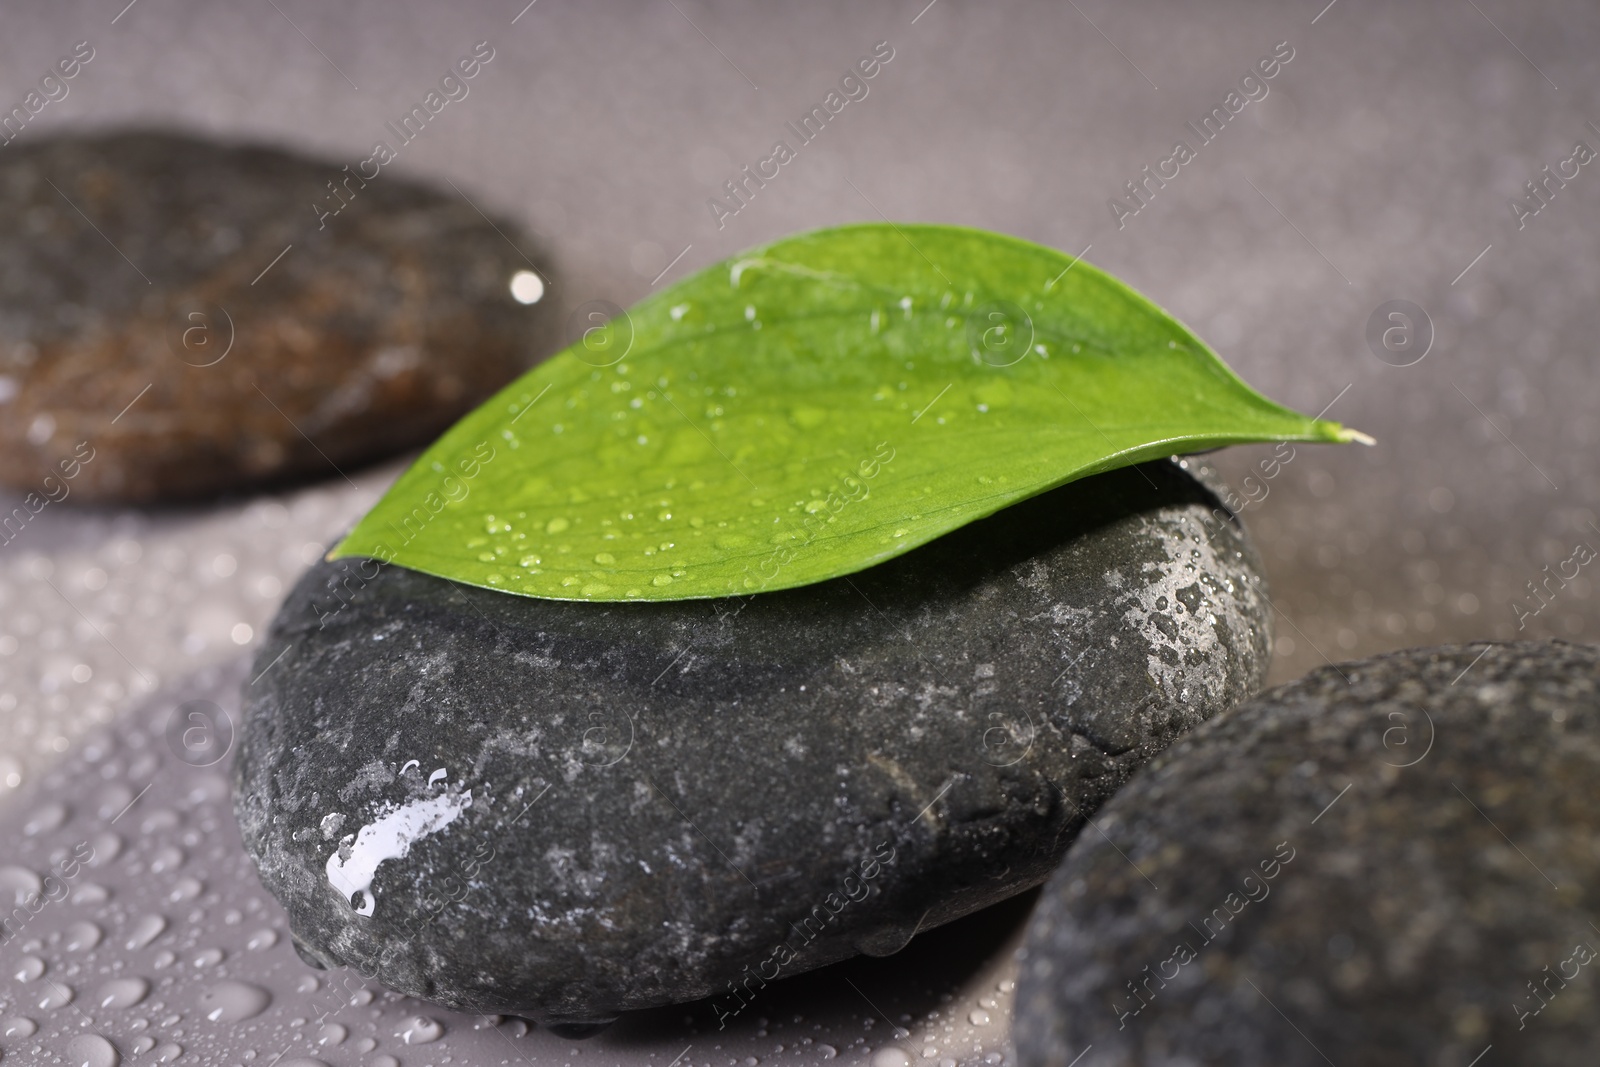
[0,130,557,503]
[0,654,1034,1064]
[1015,640,1600,1067]
[235,458,1273,1021]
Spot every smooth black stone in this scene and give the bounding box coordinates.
[0,130,556,503]
[234,459,1272,1020]
[1015,640,1600,1067]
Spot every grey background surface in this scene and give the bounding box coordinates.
[0,0,1597,1061]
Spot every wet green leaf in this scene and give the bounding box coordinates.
[331,223,1364,600]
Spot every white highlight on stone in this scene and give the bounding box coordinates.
[326,788,472,917]
[509,270,545,305]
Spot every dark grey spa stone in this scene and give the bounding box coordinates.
[1015,640,1600,1067]
[234,458,1272,1024]
[0,130,556,503]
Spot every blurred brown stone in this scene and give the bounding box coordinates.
[0,130,557,503]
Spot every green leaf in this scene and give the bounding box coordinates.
[331,223,1365,601]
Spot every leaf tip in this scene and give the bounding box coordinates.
[1336,427,1377,446]
[1313,419,1375,446]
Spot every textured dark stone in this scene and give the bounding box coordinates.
[1015,640,1600,1067]
[0,130,556,503]
[234,459,1271,1021]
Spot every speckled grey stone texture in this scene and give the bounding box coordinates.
[234,458,1271,1021]
[0,130,557,503]
[1015,640,1600,1067]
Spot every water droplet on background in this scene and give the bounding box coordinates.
[148,844,185,873]
[191,946,225,968]
[168,875,204,902]
[95,783,135,820]
[398,1014,445,1044]
[140,809,181,836]
[124,914,167,949]
[94,976,151,1009]
[64,919,104,951]
[245,927,279,951]
[23,801,69,835]
[37,980,74,1009]
[872,1047,913,1067]
[0,865,42,905]
[86,831,123,866]
[72,882,111,905]
[66,1033,120,1067]
[196,979,270,1022]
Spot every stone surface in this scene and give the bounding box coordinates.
[0,130,557,503]
[0,654,1032,1066]
[1015,640,1600,1067]
[234,458,1272,1021]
